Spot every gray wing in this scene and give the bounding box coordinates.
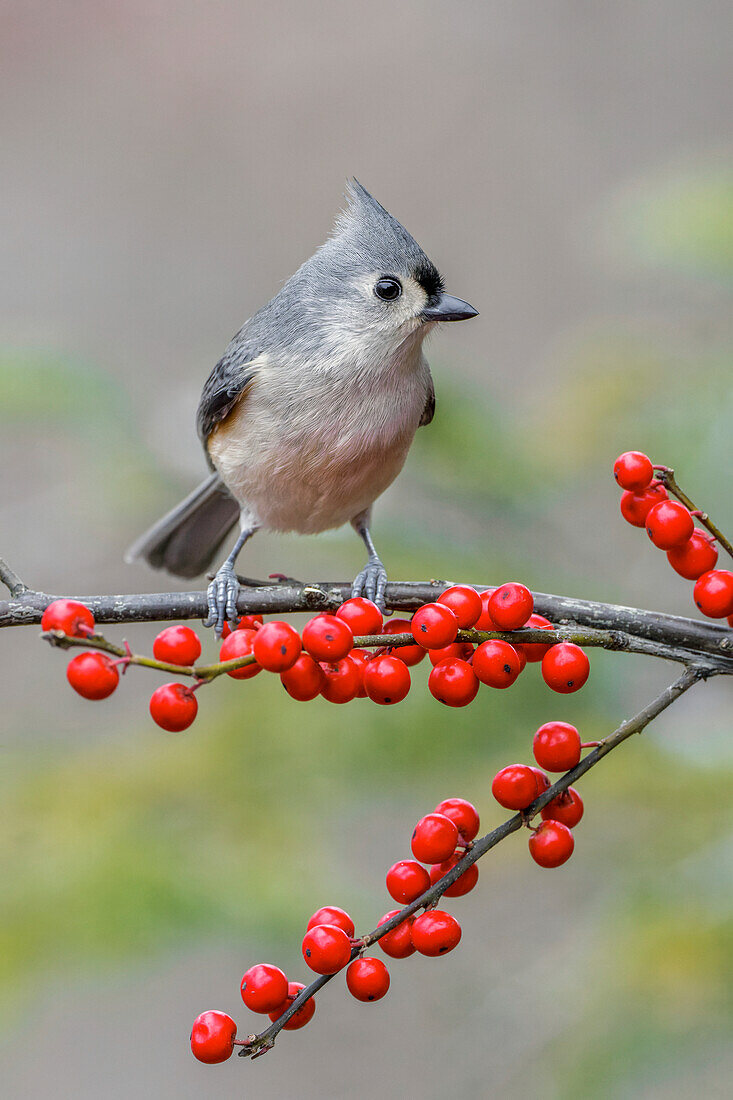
[419,375,436,427]
[196,326,263,445]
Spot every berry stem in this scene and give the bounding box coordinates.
[108,656,132,674]
[654,467,733,562]
[39,630,202,677]
[37,615,733,683]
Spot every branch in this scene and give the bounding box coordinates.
[2,566,733,668]
[238,663,706,1056]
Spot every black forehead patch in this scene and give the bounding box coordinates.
[414,260,444,302]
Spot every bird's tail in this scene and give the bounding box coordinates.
[125,473,240,579]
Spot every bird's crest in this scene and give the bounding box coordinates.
[333,180,443,298]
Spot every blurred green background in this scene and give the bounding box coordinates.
[1,3,732,1097]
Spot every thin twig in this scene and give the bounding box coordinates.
[655,466,733,561]
[42,623,733,678]
[41,631,205,678]
[239,664,705,1056]
[0,557,28,598]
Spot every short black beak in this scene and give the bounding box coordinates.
[421,294,479,323]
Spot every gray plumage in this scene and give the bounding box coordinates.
[126,181,476,624]
[125,473,238,578]
[196,180,442,446]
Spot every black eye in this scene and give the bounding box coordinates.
[374,277,402,301]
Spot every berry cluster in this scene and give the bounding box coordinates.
[32,451,732,1070]
[492,720,589,867]
[42,588,591,732]
[189,796,479,1063]
[614,452,733,622]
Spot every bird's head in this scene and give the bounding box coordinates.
[290,181,478,362]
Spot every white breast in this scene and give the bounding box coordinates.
[208,337,431,535]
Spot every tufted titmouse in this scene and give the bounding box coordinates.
[126,181,477,633]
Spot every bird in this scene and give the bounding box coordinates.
[126,181,477,634]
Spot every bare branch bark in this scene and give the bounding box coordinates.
[2,569,732,666]
[0,557,28,599]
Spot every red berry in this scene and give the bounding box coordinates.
[383,619,426,666]
[428,658,479,707]
[240,963,289,1013]
[320,656,361,703]
[302,923,352,974]
[336,597,383,635]
[488,582,533,630]
[533,721,582,771]
[41,599,94,638]
[491,764,539,810]
[386,860,431,904]
[219,629,260,679]
[363,654,411,705]
[152,625,201,666]
[149,683,198,731]
[619,481,668,527]
[646,500,694,550]
[541,787,584,828]
[410,603,458,649]
[472,639,521,688]
[530,766,551,796]
[302,614,353,661]
[437,585,482,628]
[280,654,325,701]
[411,813,459,863]
[66,652,119,699]
[377,911,415,959]
[541,643,590,694]
[346,957,390,1002]
[528,820,575,867]
[613,451,653,491]
[474,590,498,631]
[434,797,480,842]
[518,614,554,662]
[306,906,355,938]
[348,648,370,697]
[190,1010,237,1064]
[429,854,479,897]
[267,982,316,1030]
[221,613,263,639]
[410,910,462,956]
[428,641,474,666]
[693,570,733,618]
[252,620,301,672]
[667,530,719,579]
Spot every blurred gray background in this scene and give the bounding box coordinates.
[2,2,732,1097]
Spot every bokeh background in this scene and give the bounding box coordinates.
[2,2,732,1096]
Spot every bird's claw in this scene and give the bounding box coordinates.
[352,558,388,610]
[204,565,240,637]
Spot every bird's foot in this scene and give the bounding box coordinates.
[204,563,241,637]
[351,557,388,610]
